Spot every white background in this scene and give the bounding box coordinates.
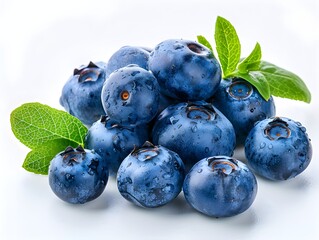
[1,0,319,239]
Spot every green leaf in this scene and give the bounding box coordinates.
[214,16,241,77]
[238,42,262,73]
[259,61,311,103]
[10,102,87,149]
[235,71,271,101]
[197,35,214,53]
[22,139,77,175]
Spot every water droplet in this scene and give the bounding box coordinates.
[260,142,266,149]
[197,169,203,173]
[296,122,302,126]
[191,124,198,133]
[268,144,273,149]
[177,124,182,129]
[65,173,74,182]
[169,116,179,125]
[300,127,307,132]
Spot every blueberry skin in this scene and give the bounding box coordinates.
[105,46,150,77]
[183,156,257,218]
[60,61,107,126]
[85,116,149,176]
[48,146,109,204]
[245,117,312,180]
[148,39,221,101]
[152,101,236,172]
[117,142,185,208]
[101,65,160,126]
[212,78,276,145]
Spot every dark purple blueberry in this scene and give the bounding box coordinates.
[183,156,257,217]
[245,117,312,180]
[48,146,108,204]
[148,39,221,101]
[117,142,185,208]
[59,61,107,126]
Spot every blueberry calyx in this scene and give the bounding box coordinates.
[186,102,216,120]
[264,117,291,140]
[60,146,86,165]
[120,90,130,100]
[73,61,99,75]
[131,141,160,161]
[207,156,238,175]
[187,43,207,55]
[227,79,253,100]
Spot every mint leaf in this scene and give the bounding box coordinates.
[238,42,262,73]
[214,16,241,77]
[10,102,88,175]
[10,102,87,149]
[197,35,214,53]
[23,139,76,175]
[236,71,271,100]
[259,61,311,103]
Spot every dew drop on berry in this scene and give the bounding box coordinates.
[169,116,179,125]
[260,142,266,149]
[191,124,198,133]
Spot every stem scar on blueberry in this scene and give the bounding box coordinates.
[187,43,205,54]
[207,156,238,175]
[264,117,291,140]
[121,90,130,100]
[227,80,253,100]
[186,106,213,120]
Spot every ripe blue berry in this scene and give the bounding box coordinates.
[183,156,257,218]
[85,115,149,176]
[245,117,312,180]
[105,46,150,77]
[59,61,107,126]
[101,65,160,126]
[117,142,185,208]
[48,146,109,204]
[152,101,236,172]
[148,39,221,101]
[212,78,276,145]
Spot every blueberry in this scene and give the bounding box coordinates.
[59,61,107,126]
[212,78,276,145]
[148,39,221,101]
[152,101,236,172]
[117,141,185,208]
[48,146,109,204]
[245,117,312,180]
[183,156,257,218]
[105,46,150,77]
[101,65,160,126]
[85,115,149,176]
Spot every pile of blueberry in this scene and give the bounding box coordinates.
[51,39,312,217]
